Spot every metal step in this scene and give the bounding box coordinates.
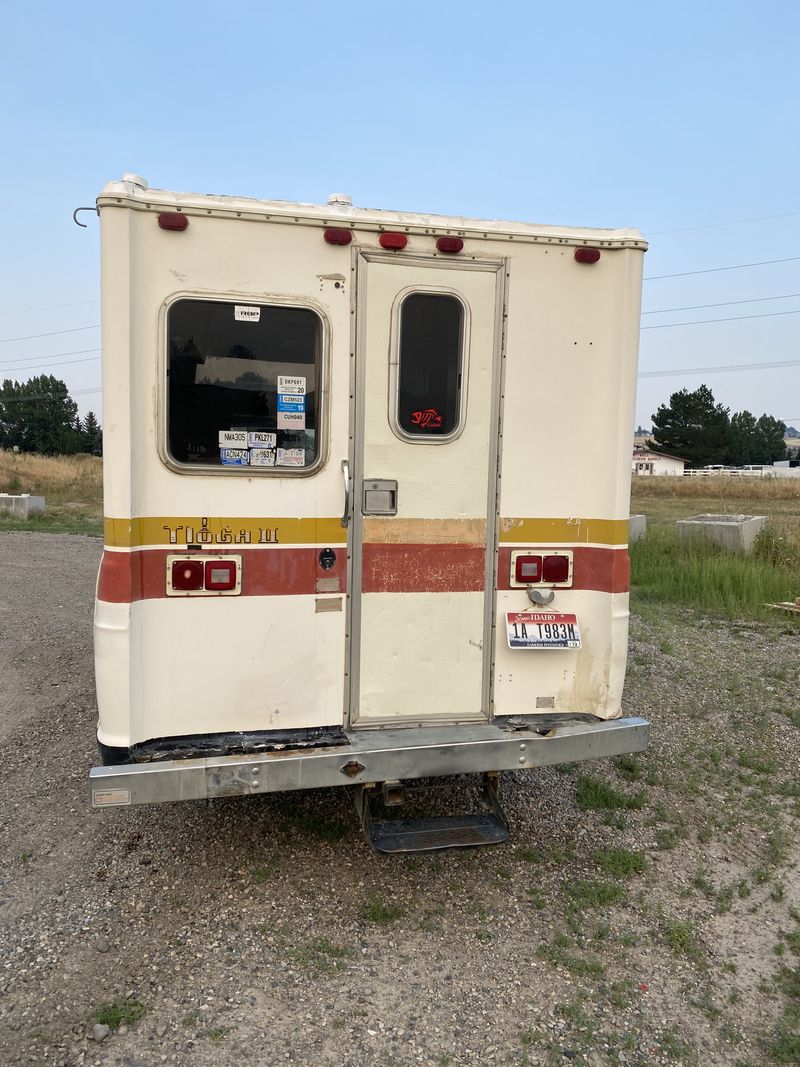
[354,774,510,854]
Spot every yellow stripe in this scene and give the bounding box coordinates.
[104,516,346,549]
[499,517,629,545]
[105,515,628,549]
[363,517,487,544]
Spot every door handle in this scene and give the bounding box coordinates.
[340,459,351,527]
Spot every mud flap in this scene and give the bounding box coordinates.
[353,774,510,854]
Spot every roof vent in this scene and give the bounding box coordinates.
[327,192,353,207]
[120,173,148,190]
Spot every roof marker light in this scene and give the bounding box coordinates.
[574,247,601,264]
[324,227,353,245]
[158,212,189,231]
[436,236,464,254]
[379,232,408,250]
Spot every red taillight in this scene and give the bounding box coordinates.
[379,232,408,250]
[436,236,464,254]
[158,212,189,231]
[171,559,204,590]
[324,227,352,245]
[205,560,237,592]
[542,555,570,583]
[574,247,601,264]
[514,554,542,584]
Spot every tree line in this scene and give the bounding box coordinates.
[0,375,102,456]
[647,385,791,468]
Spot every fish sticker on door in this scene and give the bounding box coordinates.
[409,408,444,430]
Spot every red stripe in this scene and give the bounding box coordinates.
[497,546,629,594]
[97,543,629,604]
[97,547,348,604]
[362,543,486,593]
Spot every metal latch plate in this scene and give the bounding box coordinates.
[363,479,398,516]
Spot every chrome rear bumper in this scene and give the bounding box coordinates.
[90,716,649,808]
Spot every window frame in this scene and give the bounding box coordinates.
[388,285,471,446]
[159,293,329,478]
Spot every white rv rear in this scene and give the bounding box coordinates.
[89,175,648,851]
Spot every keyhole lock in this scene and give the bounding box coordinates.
[319,548,336,571]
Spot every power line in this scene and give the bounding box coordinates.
[644,256,800,281]
[641,309,800,330]
[642,292,800,315]
[0,324,99,344]
[638,358,800,379]
[0,355,101,373]
[0,347,101,370]
[0,298,98,317]
[647,211,800,236]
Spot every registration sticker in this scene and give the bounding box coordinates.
[277,410,306,429]
[506,612,581,649]
[220,448,250,466]
[278,375,306,395]
[250,448,276,466]
[277,448,305,467]
[219,429,248,447]
[247,431,277,448]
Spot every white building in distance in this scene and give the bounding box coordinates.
[632,445,686,476]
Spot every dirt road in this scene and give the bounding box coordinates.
[1,532,798,1066]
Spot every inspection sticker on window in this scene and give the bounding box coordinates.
[277,448,305,467]
[247,431,276,448]
[250,448,276,466]
[220,448,250,466]
[278,375,306,395]
[506,612,581,650]
[219,429,248,447]
[234,305,261,322]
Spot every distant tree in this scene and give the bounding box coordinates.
[0,375,82,455]
[80,410,103,455]
[648,384,730,468]
[728,410,760,466]
[755,414,787,464]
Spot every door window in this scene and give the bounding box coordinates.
[393,292,465,441]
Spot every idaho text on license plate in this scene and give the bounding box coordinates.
[506,612,581,649]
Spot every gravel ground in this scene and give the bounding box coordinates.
[1,531,799,1067]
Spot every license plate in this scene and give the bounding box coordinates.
[506,612,581,649]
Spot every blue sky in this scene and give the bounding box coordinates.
[1,0,798,428]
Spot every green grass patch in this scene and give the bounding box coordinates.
[0,511,103,537]
[288,936,354,973]
[661,917,704,963]
[595,847,646,877]
[576,774,646,811]
[361,893,405,925]
[630,525,800,621]
[94,997,147,1029]
[567,878,626,908]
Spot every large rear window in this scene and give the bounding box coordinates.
[167,299,322,472]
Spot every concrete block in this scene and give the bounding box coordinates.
[629,514,647,542]
[0,493,46,518]
[676,513,766,554]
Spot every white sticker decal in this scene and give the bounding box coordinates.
[250,448,276,466]
[278,375,306,395]
[247,431,277,448]
[277,448,305,467]
[277,410,306,429]
[219,429,248,447]
[234,305,261,322]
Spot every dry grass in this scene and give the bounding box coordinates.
[0,450,103,533]
[0,450,102,504]
[631,475,800,544]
